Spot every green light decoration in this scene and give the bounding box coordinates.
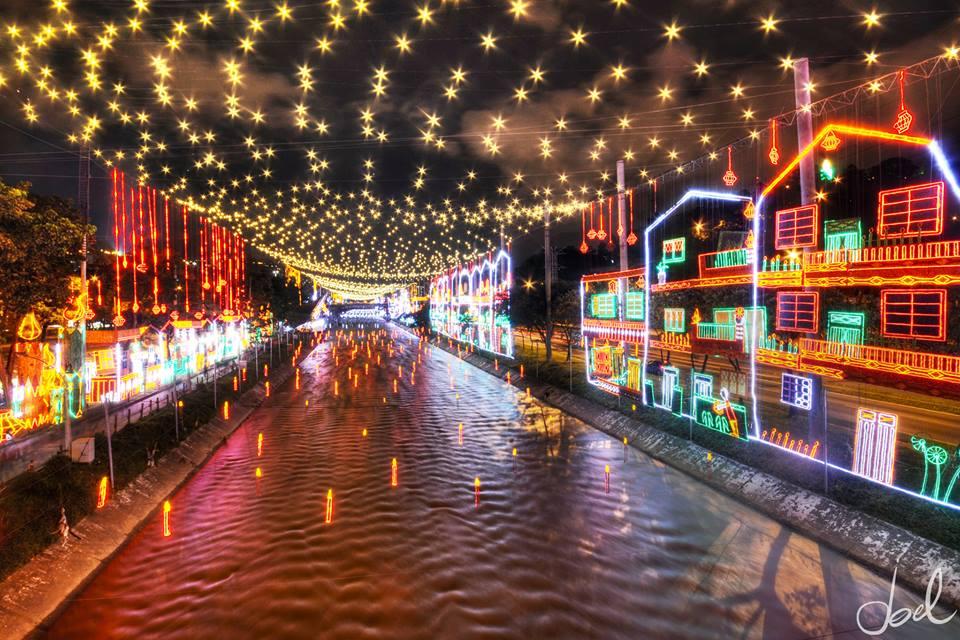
[706,248,750,269]
[819,158,836,181]
[945,450,960,504]
[692,394,750,441]
[656,260,669,285]
[590,293,618,319]
[826,310,865,346]
[662,237,686,264]
[664,308,685,333]
[824,218,862,251]
[911,435,960,504]
[625,292,645,321]
[626,357,643,390]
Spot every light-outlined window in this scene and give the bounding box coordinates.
[662,237,686,264]
[776,291,819,332]
[880,289,946,341]
[775,204,818,249]
[878,181,944,239]
[664,307,685,333]
[780,373,813,410]
[624,292,645,321]
[590,293,617,319]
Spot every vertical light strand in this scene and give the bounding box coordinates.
[112,168,122,321]
[130,186,138,312]
[199,218,207,306]
[149,187,160,311]
[163,196,171,269]
[183,205,190,313]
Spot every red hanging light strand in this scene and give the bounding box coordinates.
[579,204,588,253]
[894,69,914,133]
[607,196,614,242]
[597,198,606,240]
[149,188,160,308]
[182,205,190,313]
[130,187,138,311]
[120,173,127,269]
[112,168,122,319]
[768,118,780,165]
[163,196,171,269]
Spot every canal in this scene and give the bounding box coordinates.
[42,326,958,639]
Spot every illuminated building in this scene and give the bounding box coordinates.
[429,249,513,358]
[580,124,960,509]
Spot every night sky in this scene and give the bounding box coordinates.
[0,1,958,293]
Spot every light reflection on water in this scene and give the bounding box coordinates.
[42,327,960,639]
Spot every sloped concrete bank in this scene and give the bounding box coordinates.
[417,332,960,611]
[0,359,301,640]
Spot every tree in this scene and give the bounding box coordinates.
[553,287,581,361]
[0,182,91,390]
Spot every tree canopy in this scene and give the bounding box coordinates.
[0,181,91,346]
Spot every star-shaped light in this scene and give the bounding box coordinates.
[663,21,682,41]
[760,14,778,34]
[569,27,588,48]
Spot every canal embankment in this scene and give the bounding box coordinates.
[416,329,960,611]
[0,346,304,640]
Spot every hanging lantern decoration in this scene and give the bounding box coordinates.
[596,198,607,241]
[587,201,597,240]
[579,205,588,254]
[893,69,914,134]
[821,130,841,152]
[768,118,780,165]
[722,146,738,187]
[626,189,638,246]
[615,194,624,237]
[607,196,615,246]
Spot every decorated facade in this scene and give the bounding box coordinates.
[581,123,960,509]
[429,249,513,357]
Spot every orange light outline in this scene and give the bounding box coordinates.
[776,291,820,333]
[760,124,933,199]
[774,204,819,250]
[878,181,945,239]
[880,288,946,342]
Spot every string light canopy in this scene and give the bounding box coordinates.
[0,1,956,293]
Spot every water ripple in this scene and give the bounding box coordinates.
[41,326,960,640]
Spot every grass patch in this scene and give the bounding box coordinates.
[0,368,258,582]
[475,339,960,553]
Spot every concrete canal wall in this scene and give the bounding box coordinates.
[0,362,298,640]
[415,331,960,611]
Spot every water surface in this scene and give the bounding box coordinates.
[43,327,958,639]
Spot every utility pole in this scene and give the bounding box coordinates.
[794,58,825,479]
[543,208,553,362]
[793,59,815,204]
[66,148,91,454]
[616,160,628,271]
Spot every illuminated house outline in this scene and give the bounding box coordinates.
[580,122,960,510]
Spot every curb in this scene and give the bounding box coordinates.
[419,331,960,611]
[0,351,304,640]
